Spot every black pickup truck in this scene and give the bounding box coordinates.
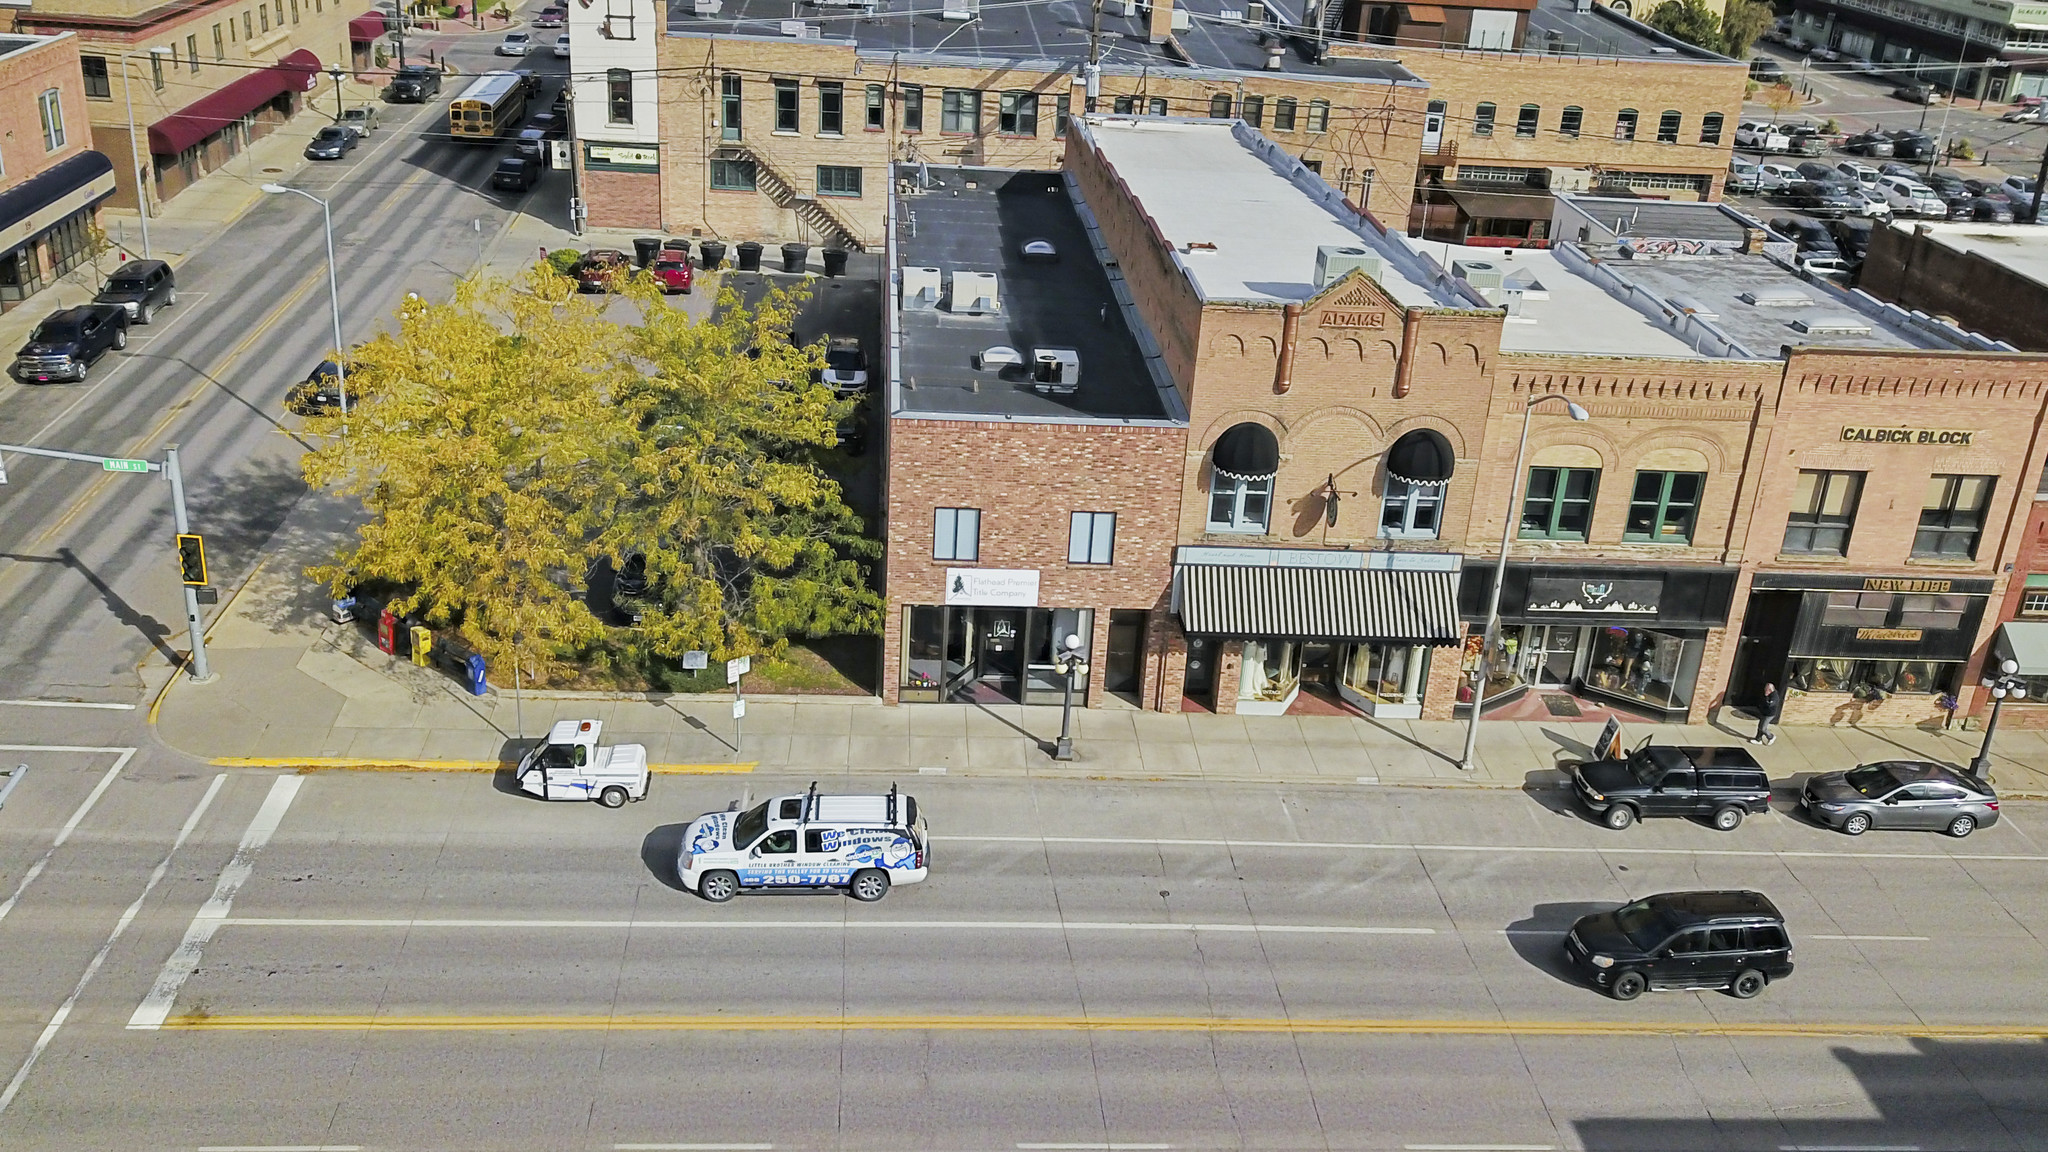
[386,64,441,103]
[12,304,129,382]
[1570,743,1773,831]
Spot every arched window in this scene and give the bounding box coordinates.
[1207,423,1279,533]
[1209,92,1231,118]
[1516,103,1539,138]
[1382,430,1455,539]
[1559,106,1582,138]
[1699,112,1725,144]
[1657,109,1681,143]
[1473,101,1496,137]
[1614,108,1638,141]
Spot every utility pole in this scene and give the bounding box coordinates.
[2032,141,2048,224]
[1085,0,1103,112]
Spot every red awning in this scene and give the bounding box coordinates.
[147,49,323,157]
[349,12,387,42]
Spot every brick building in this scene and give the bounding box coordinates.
[571,0,1744,243]
[881,117,2048,730]
[18,0,381,212]
[0,31,112,311]
[1859,221,2048,354]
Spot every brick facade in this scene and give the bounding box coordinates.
[581,166,661,230]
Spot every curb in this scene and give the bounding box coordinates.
[212,757,756,774]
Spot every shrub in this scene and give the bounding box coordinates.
[545,248,582,273]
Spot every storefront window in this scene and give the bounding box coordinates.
[1822,592,1891,628]
[1789,658,1955,696]
[1344,643,1428,704]
[1582,627,1702,710]
[1238,640,1300,703]
[1025,608,1093,697]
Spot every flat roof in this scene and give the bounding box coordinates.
[1880,221,2048,290]
[1434,244,1702,358]
[1083,117,1471,308]
[1608,255,1932,354]
[1559,195,1755,243]
[1524,0,1729,61]
[892,165,1178,422]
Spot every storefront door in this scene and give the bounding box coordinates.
[1520,625,1584,689]
[1731,592,1800,708]
[975,609,1025,701]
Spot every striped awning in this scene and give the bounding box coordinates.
[1176,564,1462,644]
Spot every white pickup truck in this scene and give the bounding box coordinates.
[515,719,649,807]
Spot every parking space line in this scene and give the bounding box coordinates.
[0,773,224,1116]
[219,917,1434,934]
[127,775,303,1031]
[0,747,133,929]
[940,835,2048,863]
[1810,934,1931,941]
[0,699,134,710]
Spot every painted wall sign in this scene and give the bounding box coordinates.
[1856,627,1925,642]
[1318,310,1387,329]
[1862,578,1952,593]
[945,568,1040,607]
[1839,427,1976,446]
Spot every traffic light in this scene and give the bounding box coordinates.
[176,533,207,587]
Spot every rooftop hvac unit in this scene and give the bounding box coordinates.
[1112,0,1137,15]
[902,266,943,311]
[950,270,1001,314]
[1574,0,1593,9]
[1452,258,1505,293]
[941,0,978,18]
[814,0,875,7]
[1315,244,1382,289]
[1032,348,1082,394]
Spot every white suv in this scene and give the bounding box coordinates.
[1877,176,1945,216]
[1736,121,1790,151]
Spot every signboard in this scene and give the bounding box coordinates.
[1856,627,1925,642]
[732,698,747,719]
[1862,577,1952,593]
[944,568,1040,607]
[1524,576,1661,616]
[1840,426,1976,446]
[585,143,660,171]
[1317,309,1387,329]
[103,458,150,473]
[1593,716,1623,761]
[682,650,708,670]
[726,655,751,684]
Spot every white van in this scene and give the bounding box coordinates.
[515,719,650,807]
[679,783,928,903]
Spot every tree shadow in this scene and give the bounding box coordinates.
[1506,901,1619,988]
[642,822,690,892]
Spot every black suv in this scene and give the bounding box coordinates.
[1570,743,1771,831]
[1566,890,1794,1001]
[386,64,441,103]
[93,259,177,325]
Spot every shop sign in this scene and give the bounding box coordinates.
[1318,310,1387,330]
[1525,576,1661,616]
[1856,627,1924,641]
[586,143,660,170]
[1862,577,1952,593]
[1839,426,1976,446]
[945,568,1040,607]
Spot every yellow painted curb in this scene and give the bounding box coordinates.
[157,1013,2048,1040]
[210,757,754,774]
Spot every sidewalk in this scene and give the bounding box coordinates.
[153,507,2048,796]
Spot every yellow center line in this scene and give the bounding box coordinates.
[157,1014,2048,1040]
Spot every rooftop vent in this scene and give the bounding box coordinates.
[1503,268,1550,300]
[1220,7,1244,20]
[1792,316,1874,335]
[949,270,1000,315]
[1032,348,1083,394]
[1740,287,1814,307]
[902,266,942,311]
[1021,238,1059,263]
[1316,244,1382,289]
[1667,293,1719,320]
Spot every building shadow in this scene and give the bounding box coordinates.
[1505,901,1618,988]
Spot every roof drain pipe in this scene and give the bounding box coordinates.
[1274,302,1302,394]
[1393,307,1420,398]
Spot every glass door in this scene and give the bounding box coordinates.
[975,608,1024,702]
[1518,625,1585,689]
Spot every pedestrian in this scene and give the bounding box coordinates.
[1751,681,1783,746]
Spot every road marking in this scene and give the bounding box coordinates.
[196,1146,362,1151]
[0,773,224,1116]
[1778,1146,1921,1151]
[941,835,2048,864]
[1017,1144,1173,1150]
[1405,1145,1556,1151]
[0,747,133,929]
[219,917,1435,935]
[1810,934,1931,941]
[616,1145,775,1151]
[156,1014,2048,1039]
[128,775,303,1030]
[0,698,134,710]
[208,757,755,774]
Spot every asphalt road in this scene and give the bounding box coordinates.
[2,748,2046,1151]
[0,29,572,704]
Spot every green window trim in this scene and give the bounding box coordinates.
[1520,467,1599,541]
[1623,470,1704,544]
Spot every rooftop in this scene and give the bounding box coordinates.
[1878,221,2048,289]
[891,165,1180,423]
[1433,244,1701,358]
[1555,195,1759,245]
[1083,117,1473,308]
[665,0,1708,75]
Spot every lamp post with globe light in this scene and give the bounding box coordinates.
[1052,632,1089,761]
[1970,659,2027,776]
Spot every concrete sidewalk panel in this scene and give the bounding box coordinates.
[847,706,911,736]
[967,737,1034,770]
[908,735,969,769]
[344,726,432,760]
[907,705,968,737]
[785,734,852,769]
[847,735,912,769]
[1194,741,1261,777]
[1129,711,1197,743]
[786,704,856,735]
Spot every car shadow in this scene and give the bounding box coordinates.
[642,823,690,892]
[1507,901,1620,988]
[1521,768,1589,820]
[490,736,541,796]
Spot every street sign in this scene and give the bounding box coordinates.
[103,458,149,473]
[732,699,747,720]
[726,655,751,684]
[682,650,708,670]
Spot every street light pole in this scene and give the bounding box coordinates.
[1052,632,1088,761]
[330,67,347,123]
[1970,658,2027,777]
[1458,394,1590,772]
[262,185,348,429]
[120,46,173,258]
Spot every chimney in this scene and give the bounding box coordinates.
[1149,0,1174,44]
[1741,227,1767,254]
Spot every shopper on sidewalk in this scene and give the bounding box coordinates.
[1751,682,1784,746]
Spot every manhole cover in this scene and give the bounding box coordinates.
[261,167,286,174]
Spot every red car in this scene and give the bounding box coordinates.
[650,250,693,294]
[574,249,629,293]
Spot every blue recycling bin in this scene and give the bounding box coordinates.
[465,653,488,696]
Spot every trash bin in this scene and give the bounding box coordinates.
[780,242,809,273]
[662,237,691,259]
[699,240,726,270]
[735,241,763,271]
[465,653,488,696]
[822,247,849,278]
[632,237,661,268]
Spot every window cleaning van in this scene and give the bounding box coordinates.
[679,783,928,903]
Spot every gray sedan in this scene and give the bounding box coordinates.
[1802,761,1999,837]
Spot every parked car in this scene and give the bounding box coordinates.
[1834,159,1882,187]
[1781,125,1830,157]
[1802,761,1999,837]
[514,719,649,808]
[1569,743,1772,831]
[820,336,869,394]
[1830,217,1874,263]
[339,106,378,138]
[1749,57,1786,82]
[285,359,360,415]
[93,259,177,324]
[1888,130,1937,160]
[528,112,566,139]
[1845,185,1895,218]
[1770,218,1847,268]
[1967,196,2017,223]
[1891,81,1937,104]
[1727,157,1764,193]
[834,405,867,456]
[1796,160,1849,184]
[386,63,441,102]
[513,69,543,98]
[2002,174,2038,199]
[491,156,543,193]
[534,5,567,26]
[1782,181,1863,217]
[553,35,571,58]
[304,125,356,160]
[1736,120,1790,151]
[1877,161,1919,179]
[1756,161,1802,192]
[574,249,630,292]
[2000,105,2044,122]
[1565,891,1794,1001]
[1877,175,1946,216]
[12,305,128,382]
[512,127,549,160]
[496,31,532,56]
[1923,171,1972,201]
[1809,44,1840,62]
[649,249,694,294]
[1842,130,1896,157]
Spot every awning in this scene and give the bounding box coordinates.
[349,12,388,41]
[1387,428,1454,487]
[1211,422,1279,482]
[148,49,322,156]
[1995,621,2048,676]
[1177,564,1462,644]
[0,151,115,257]
[1403,4,1448,21]
[1444,186,1559,221]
